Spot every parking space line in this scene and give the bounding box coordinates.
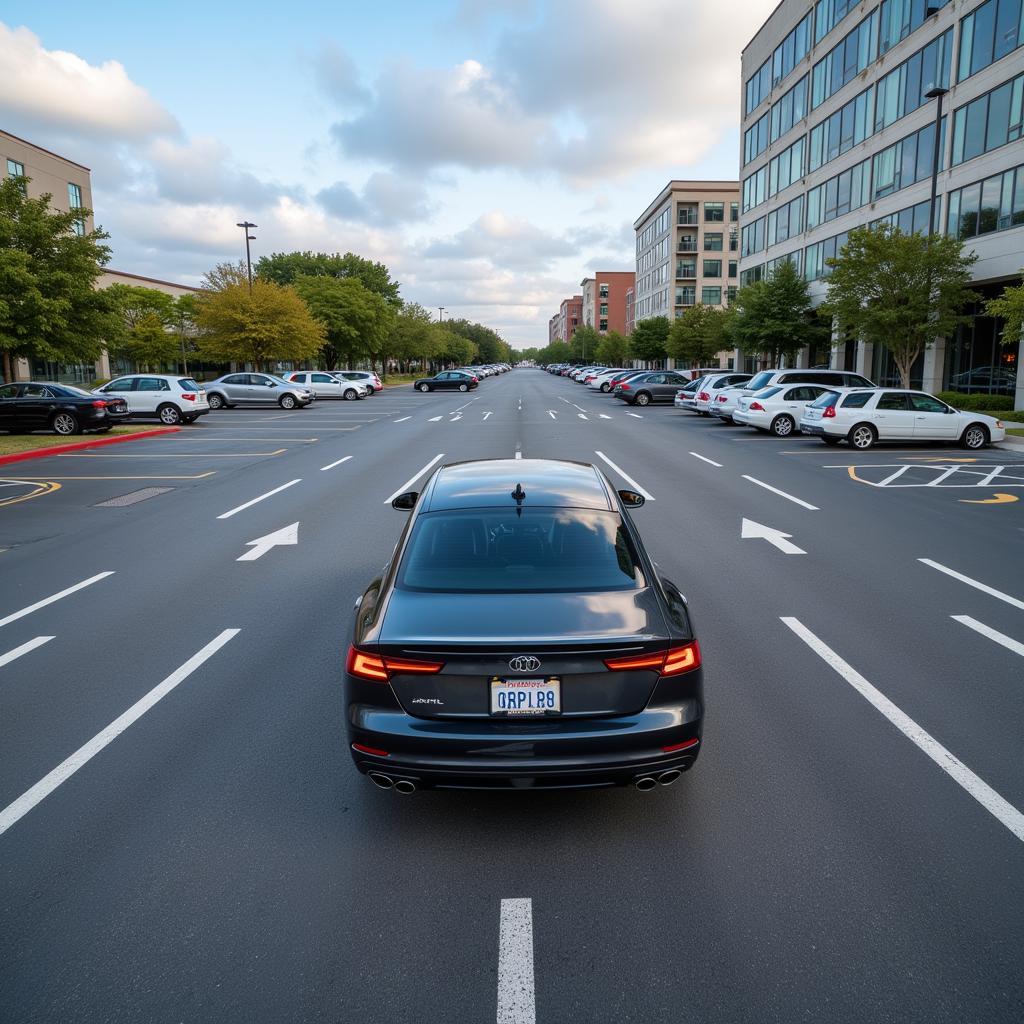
[384,454,444,505]
[918,559,1024,611]
[781,616,1024,843]
[0,572,115,629]
[0,629,240,838]
[393,417,411,423]
[217,479,301,520]
[320,455,353,472]
[952,615,1024,658]
[690,452,722,467]
[876,466,911,486]
[626,412,643,419]
[594,451,655,500]
[742,475,819,510]
[497,898,535,1024]
[56,451,288,458]
[0,636,55,668]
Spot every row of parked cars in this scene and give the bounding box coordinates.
[414,363,512,392]
[544,364,1008,450]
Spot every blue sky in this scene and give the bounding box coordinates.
[0,0,777,347]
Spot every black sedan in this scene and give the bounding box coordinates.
[613,371,690,405]
[414,371,478,393]
[0,381,130,435]
[344,458,704,791]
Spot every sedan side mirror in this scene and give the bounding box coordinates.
[391,491,419,511]
[618,489,645,508]
[267,382,277,387]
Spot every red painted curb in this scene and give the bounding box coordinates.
[0,426,181,467]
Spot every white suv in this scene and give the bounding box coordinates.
[94,374,209,425]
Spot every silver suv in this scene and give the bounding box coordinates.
[204,373,314,410]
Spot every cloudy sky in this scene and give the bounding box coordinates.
[0,0,776,348]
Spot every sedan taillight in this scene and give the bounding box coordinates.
[181,393,196,401]
[346,645,444,681]
[620,384,632,390]
[823,405,837,418]
[697,391,710,402]
[717,395,727,403]
[91,400,107,408]
[604,642,700,676]
[750,401,764,411]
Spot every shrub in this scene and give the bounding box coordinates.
[936,391,1013,411]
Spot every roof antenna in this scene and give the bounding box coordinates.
[511,483,526,504]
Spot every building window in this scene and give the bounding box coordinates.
[770,75,809,144]
[806,157,871,228]
[744,112,770,165]
[701,286,723,305]
[676,260,697,278]
[809,84,875,173]
[730,202,739,223]
[880,0,951,54]
[811,10,880,110]
[804,231,849,281]
[740,265,765,287]
[704,232,724,251]
[767,194,806,246]
[872,198,935,235]
[947,162,1024,238]
[815,0,861,44]
[728,261,738,279]
[67,182,85,236]
[958,0,1024,81]
[875,30,954,135]
[951,71,1024,164]
[743,165,767,212]
[872,117,946,200]
[727,286,738,304]
[704,202,724,222]
[600,303,608,315]
[599,319,608,331]
[599,283,609,298]
[745,11,812,114]
[729,227,738,251]
[678,205,698,225]
[676,286,696,306]
[767,136,805,199]
[741,216,766,256]
[703,259,722,278]
[766,250,804,277]
[6,158,26,196]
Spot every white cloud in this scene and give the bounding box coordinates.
[0,23,178,141]
[314,42,370,105]
[424,211,576,268]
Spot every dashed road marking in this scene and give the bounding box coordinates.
[384,454,445,505]
[690,452,722,467]
[918,559,1024,611]
[320,455,353,472]
[217,479,301,520]
[393,417,411,423]
[742,475,819,510]
[594,451,655,501]
[497,898,535,1024]
[0,636,55,668]
[952,615,1024,658]
[0,572,115,629]
[626,412,643,419]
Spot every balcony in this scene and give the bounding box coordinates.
[677,211,698,226]
[675,264,697,279]
[677,239,698,253]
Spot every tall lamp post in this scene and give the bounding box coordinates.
[236,221,257,292]
[438,307,446,322]
[924,86,948,236]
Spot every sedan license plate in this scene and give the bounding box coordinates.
[490,677,561,716]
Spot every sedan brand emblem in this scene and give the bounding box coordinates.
[509,655,541,673]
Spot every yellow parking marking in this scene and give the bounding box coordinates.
[0,480,61,508]
[54,450,287,458]
[7,472,217,480]
[901,456,979,463]
[960,493,1019,505]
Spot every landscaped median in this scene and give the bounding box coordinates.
[0,425,180,466]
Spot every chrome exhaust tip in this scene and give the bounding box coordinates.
[635,776,658,792]
[657,769,682,787]
[393,779,417,794]
[368,772,394,790]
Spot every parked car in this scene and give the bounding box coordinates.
[415,370,478,392]
[707,385,749,423]
[690,373,753,415]
[1,381,130,435]
[588,369,628,392]
[94,374,210,425]
[738,368,874,398]
[332,370,382,393]
[800,388,1006,449]
[672,379,704,410]
[734,385,836,436]
[204,373,314,409]
[345,458,703,791]
[604,370,651,393]
[613,371,691,406]
[281,371,368,400]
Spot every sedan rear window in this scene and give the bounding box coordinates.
[398,509,645,593]
[753,386,783,398]
[841,392,872,408]
[746,371,774,391]
[178,379,201,391]
[811,391,840,409]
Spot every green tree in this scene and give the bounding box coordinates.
[540,340,571,363]
[292,274,392,370]
[630,316,670,365]
[106,284,178,369]
[444,319,510,363]
[194,280,324,370]
[0,175,119,381]
[823,225,977,388]
[202,261,248,291]
[569,325,601,361]
[257,251,401,306]
[666,304,730,368]
[438,329,478,368]
[171,294,200,374]
[595,330,631,366]
[731,260,828,368]
[984,273,1024,351]
[389,303,443,372]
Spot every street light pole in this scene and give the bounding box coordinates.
[236,221,257,292]
[438,307,446,322]
[924,87,948,236]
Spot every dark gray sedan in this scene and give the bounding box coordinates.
[613,371,691,406]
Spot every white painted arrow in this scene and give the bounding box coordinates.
[599,413,612,419]
[740,518,805,555]
[237,522,299,562]
[547,410,558,419]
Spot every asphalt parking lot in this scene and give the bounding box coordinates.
[1,369,1022,1023]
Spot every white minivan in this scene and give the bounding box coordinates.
[94,374,209,425]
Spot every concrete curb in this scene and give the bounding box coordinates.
[0,426,181,467]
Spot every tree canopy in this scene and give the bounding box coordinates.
[823,225,977,388]
[256,251,401,306]
[568,325,601,361]
[984,273,1024,351]
[443,318,513,364]
[0,175,119,381]
[666,304,731,368]
[595,330,631,367]
[630,316,670,364]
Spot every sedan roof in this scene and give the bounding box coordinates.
[425,459,612,512]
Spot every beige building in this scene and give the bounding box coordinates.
[634,181,740,325]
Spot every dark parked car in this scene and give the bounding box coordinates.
[0,381,129,435]
[613,371,691,406]
[344,458,704,791]
[415,371,478,393]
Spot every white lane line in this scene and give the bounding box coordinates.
[483,411,493,421]
[952,615,1024,658]
[599,414,612,420]
[0,636,55,668]
[742,475,819,511]
[0,572,115,630]
[594,451,655,501]
[497,898,536,1024]
[626,412,643,419]
[578,413,589,420]
[393,416,411,423]
[690,452,722,467]
[451,414,463,421]
[320,455,353,472]
[548,411,557,420]
[384,453,445,505]
[429,415,443,422]
[216,479,301,520]
[0,629,240,838]
[558,397,586,413]
[918,559,1024,611]
[781,617,1024,843]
